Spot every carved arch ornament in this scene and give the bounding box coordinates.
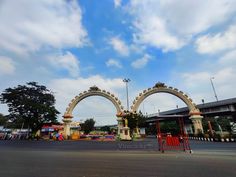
[131,82,200,115]
[63,83,201,119]
[63,86,124,118]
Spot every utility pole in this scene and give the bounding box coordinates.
[210,77,219,101]
[123,78,131,111]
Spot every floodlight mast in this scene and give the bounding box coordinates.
[123,78,131,111]
[210,77,219,101]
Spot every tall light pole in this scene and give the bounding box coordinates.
[123,78,130,111]
[201,99,205,104]
[210,77,219,101]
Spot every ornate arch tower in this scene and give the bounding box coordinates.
[63,86,131,139]
[131,82,203,134]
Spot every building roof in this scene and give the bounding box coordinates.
[198,97,236,109]
[146,114,186,123]
[153,97,236,116]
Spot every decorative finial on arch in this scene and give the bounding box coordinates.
[89,85,100,91]
[154,82,166,88]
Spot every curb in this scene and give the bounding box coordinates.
[189,136,235,142]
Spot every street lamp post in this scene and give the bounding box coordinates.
[210,77,219,101]
[123,78,131,111]
[201,99,205,104]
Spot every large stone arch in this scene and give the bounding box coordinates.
[63,86,124,118]
[131,82,203,134]
[131,82,199,114]
[62,86,125,138]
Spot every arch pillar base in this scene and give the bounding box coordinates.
[189,115,204,135]
[117,117,124,137]
[133,127,141,139]
[120,126,131,141]
[63,118,72,139]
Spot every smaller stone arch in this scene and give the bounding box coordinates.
[131,82,199,114]
[63,86,124,118]
[131,82,203,134]
[62,86,125,138]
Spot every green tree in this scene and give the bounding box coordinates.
[0,113,7,126]
[126,111,147,133]
[82,118,95,134]
[100,126,111,134]
[146,123,157,135]
[0,82,59,133]
[202,116,232,133]
[217,117,232,132]
[160,121,180,135]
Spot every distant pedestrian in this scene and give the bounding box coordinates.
[58,133,64,141]
[35,130,40,140]
[49,132,53,139]
[179,136,183,143]
[55,133,59,140]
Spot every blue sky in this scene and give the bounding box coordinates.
[1,0,236,125]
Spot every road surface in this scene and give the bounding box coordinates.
[0,139,235,177]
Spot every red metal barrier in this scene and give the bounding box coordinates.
[166,136,180,146]
[156,118,191,153]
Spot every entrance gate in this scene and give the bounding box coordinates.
[156,117,191,153]
[63,82,204,141]
[146,115,191,152]
[131,82,204,134]
[63,86,131,140]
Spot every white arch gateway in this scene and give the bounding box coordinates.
[63,86,130,139]
[63,83,203,139]
[131,82,203,134]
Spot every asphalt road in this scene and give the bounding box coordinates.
[0,139,235,177]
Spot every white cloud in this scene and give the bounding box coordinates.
[0,56,15,75]
[131,54,151,69]
[177,66,236,103]
[49,75,125,99]
[114,0,122,8]
[182,72,211,88]
[48,51,80,77]
[170,31,236,104]
[109,37,129,56]
[129,44,146,54]
[128,0,236,51]
[0,0,87,56]
[132,15,185,51]
[219,50,236,65]
[195,24,236,54]
[106,58,122,68]
[214,67,234,85]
